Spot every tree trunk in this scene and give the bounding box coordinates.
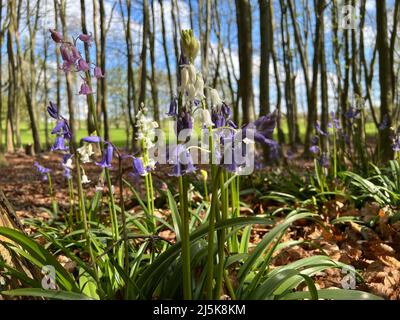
[235,0,255,124]
[149,0,159,122]
[376,0,394,162]
[99,0,109,141]
[138,0,149,108]
[159,0,173,100]
[80,0,96,134]
[259,0,271,116]
[59,0,76,146]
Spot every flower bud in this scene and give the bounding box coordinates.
[180,29,200,61]
[210,88,223,107]
[188,64,196,84]
[181,67,189,88]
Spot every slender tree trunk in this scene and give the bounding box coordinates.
[259,0,270,116]
[304,0,322,156]
[269,1,284,144]
[6,0,16,153]
[149,0,159,122]
[319,0,329,150]
[59,0,76,145]
[170,0,180,79]
[138,0,149,107]
[0,0,4,151]
[93,0,102,123]
[159,0,173,100]
[99,0,109,141]
[376,0,394,161]
[53,0,61,110]
[80,0,95,134]
[200,0,211,81]
[235,0,255,124]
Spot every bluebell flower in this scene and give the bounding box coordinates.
[63,168,72,180]
[34,162,50,180]
[82,136,102,143]
[328,112,340,129]
[132,157,148,176]
[315,121,328,136]
[379,115,389,131]
[319,153,330,168]
[51,135,69,151]
[311,136,319,145]
[95,143,114,168]
[168,144,196,176]
[177,110,193,135]
[309,145,320,155]
[392,130,400,152]
[344,107,361,121]
[47,101,59,119]
[167,97,178,117]
[243,112,277,147]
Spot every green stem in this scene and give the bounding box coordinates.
[179,175,192,299]
[47,173,58,216]
[214,170,228,299]
[75,156,103,297]
[118,157,130,299]
[205,166,222,299]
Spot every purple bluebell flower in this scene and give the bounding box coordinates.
[77,59,90,72]
[63,168,72,180]
[243,111,277,147]
[34,162,51,180]
[132,157,147,176]
[319,153,330,168]
[315,121,328,136]
[49,29,63,43]
[309,145,320,155]
[47,101,59,119]
[392,130,400,152]
[168,144,196,176]
[344,107,361,120]
[379,115,389,131]
[167,97,178,117]
[94,66,105,78]
[51,135,68,151]
[78,33,93,45]
[82,136,102,143]
[212,109,226,128]
[95,143,114,168]
[79,81,93,95]
[177,110,193,135]
[311,136,319,145]
[329,112,340,129]
[51,119,71,140]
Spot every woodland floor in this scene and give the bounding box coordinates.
[1,152,400,300]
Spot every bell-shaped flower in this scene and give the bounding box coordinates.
[51,135,68,151]
[34,162,51,181]
[94,66,105,78]
[79,81,93,95]
[243,111,277,147]
[95,143,114,168]
[167,97,178,117]
[77,143,94,163]
[210,88,223,107]
[132,157,148,176]
[49,29,63,43]
[77,59,90,72]
[78,32,93,45]
[202,109,214,127]
[47,101,59,119]
[62,154,73,169]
